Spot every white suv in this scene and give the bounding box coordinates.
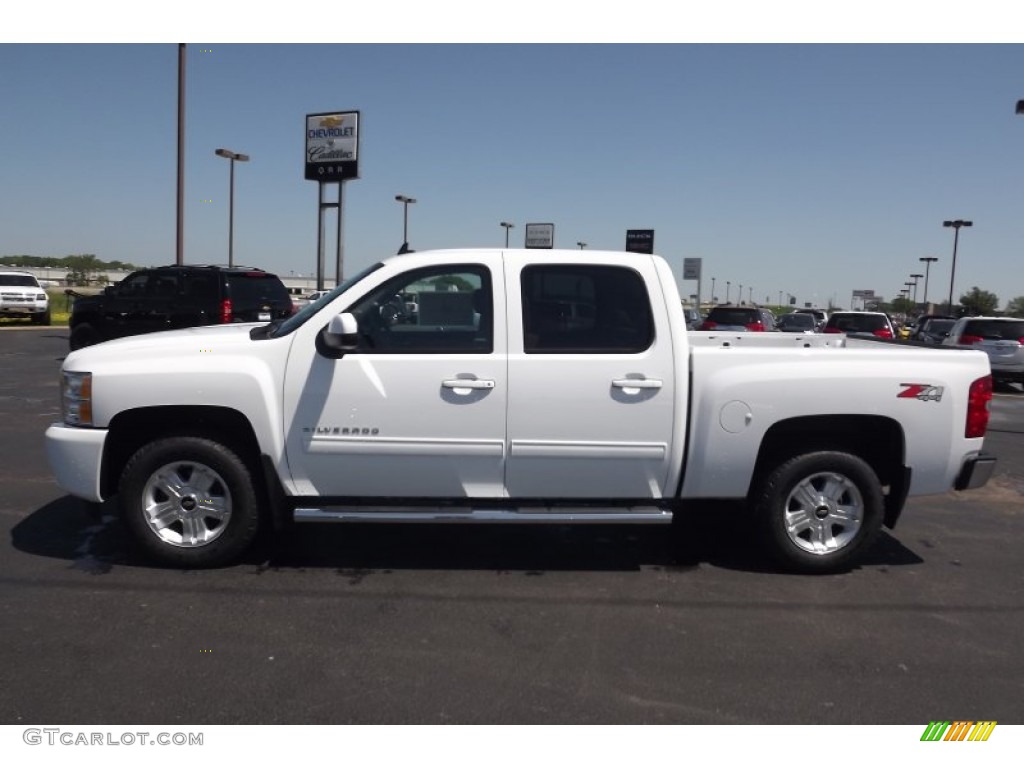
[0,270,50,325]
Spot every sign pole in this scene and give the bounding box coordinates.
[306,111,360,290]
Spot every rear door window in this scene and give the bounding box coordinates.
[521,265,653,353]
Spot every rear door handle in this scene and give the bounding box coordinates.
[612,378,663,390]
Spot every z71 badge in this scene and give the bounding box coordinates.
[898,383,944,402]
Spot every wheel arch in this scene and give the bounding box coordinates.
[751,415,909,528]
[101,405,263,500]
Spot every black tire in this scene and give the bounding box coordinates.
[118,436,261,568]
[69,323,98,350]
[754,451,884,574]
[33,310,51,326]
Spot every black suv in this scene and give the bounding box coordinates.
[68,265,293,350]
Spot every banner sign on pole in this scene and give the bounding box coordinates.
[683,258,702,280]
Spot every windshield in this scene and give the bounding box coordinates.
[268,262,383,338]
[779,314,814,329]
[0,275,40,287]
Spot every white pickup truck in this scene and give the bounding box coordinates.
[46,249,997,572]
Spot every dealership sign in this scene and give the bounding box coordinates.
[525,223,555,249]
[305,111,360,181]
[625,229,654,254]
[683,258,702,280]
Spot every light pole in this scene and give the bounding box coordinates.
[909,273,923,306]
[711,277,716,305]
[576,241,587,250]
[943,219,973,313]
[919,257,938,307]
[726,281,731,304]
[395,195,416,253]
[500,221,514,247]
[748,287,753,305]
[738,284,743,305]
[214,148,249,267]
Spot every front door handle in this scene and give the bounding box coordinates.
[612,378,662,390]
[442,378,496,391]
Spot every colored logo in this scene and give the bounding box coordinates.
[920,721,996,741]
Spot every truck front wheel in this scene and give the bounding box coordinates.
[119,437,261,568]
[754,451,883,574]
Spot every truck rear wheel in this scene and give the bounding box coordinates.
[119,436,261,568]
[754,451,883,574]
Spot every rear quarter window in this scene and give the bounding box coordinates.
[226,274,290,306]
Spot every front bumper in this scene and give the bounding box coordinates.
[45,423,108,502]
[954,452,997,491]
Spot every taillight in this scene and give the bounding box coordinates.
[220,299,233,324]
[966,375,992,438]
[960,334,984,345]
[700,321,717,330]
[873,328,894,339]
[745,322,765,332]
[823,327,843,334]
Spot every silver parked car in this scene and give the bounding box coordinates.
[942,316,1024,385]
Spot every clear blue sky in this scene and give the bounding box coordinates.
[3,35,1024,308]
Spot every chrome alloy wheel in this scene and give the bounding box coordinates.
[141,461,233,548]
[783,471,864,556]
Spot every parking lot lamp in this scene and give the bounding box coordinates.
[395,195,416,253]
[577,241,587,250]
[726,281,730,303]
[909,273,923,306]
[919,257,938,307]
[943,219,973,313]
[500,221,514,247]
[214,148,250,267]
[711,277,716,304]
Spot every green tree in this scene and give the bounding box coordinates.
[890,296,915,315]
[959,287,999,316]
[1006,296,1024,318]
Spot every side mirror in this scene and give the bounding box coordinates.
[323,312,359,352]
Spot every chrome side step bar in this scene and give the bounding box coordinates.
[293,506,674,524]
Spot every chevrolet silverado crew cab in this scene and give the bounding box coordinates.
[46,249,997,573]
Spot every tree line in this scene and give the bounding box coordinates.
[1,254,138,271]
[1,254,139,287]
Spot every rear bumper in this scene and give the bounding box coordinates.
[954,452,997,491]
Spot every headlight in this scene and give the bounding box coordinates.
[62,371,93,426]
